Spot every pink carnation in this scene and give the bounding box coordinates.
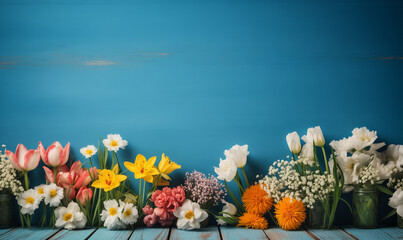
[172,186,186,204]
[144,212,158,227]
[143,205,154,215]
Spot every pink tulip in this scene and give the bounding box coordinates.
[57,161,95,190]
[5,144,41,171]
[38,141,70,167]
[76,186,93,206]
[43,165,69,183]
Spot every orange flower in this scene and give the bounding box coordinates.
[242,184,273,214]
[237,212,268,229]
[275,197,306,231]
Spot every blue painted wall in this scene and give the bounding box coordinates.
[1,0,402,225]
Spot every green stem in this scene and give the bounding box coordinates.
[89,157,94,169]
[240,167,250,188]
[321,147,329,174]
[224,180,243,213]
[139,178,142,208]
[53,167,58,185]
[23,171,29,190]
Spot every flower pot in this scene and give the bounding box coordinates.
[398,215,403,229]
[200,216,209,228]
[352,187,378,229]
[0,191,13,228]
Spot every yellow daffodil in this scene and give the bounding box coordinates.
[124,154,159,183]
[158,153,181,180]
[91,169,127,192]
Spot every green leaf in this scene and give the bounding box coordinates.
[380,209,396,221]
[376,184,393,196]
[216,215,239,225]
[339,197,353,214]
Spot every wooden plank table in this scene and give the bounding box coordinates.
[0,226,402,239]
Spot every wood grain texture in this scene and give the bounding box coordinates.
[0,227,61,240]
[308,227,355,240]
[170,226,220,240]
[130,227,170,240]
[342,226,403,240]
[49,228,98,240]
[0,228,13,235]
[264,228,315,240]
[87,228,133,240]
[219,226,268,240]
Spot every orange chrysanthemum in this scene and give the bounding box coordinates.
[242,184,273,214]
[237,212,268,229]
[275,197,306,231]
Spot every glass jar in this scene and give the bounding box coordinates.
[352,187,378,229]
[398,214,403,229]
[307,202,325,229]
[0,191,13,228]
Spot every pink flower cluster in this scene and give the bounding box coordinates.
[143,186,185,227]
[182,170,226,209]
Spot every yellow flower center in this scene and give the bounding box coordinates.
[37,188,44,194]
[124,209,132,217]
[109,207,117,216]
[85,149,93,155]
[25,197,34,204]
[63,213,72,221]
[185,210,194,220]
[110,140,118,147]
[360,136,370,142]
[50,190,58,198]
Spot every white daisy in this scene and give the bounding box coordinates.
[55,202,87,230]
[118,200,138,225]
[34,184,47,200]
[17,189,41,215]
[80,145,97,158]
[44,183,64,207]
[102,134,128,152]
[101,199,126,230]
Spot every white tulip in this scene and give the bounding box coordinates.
[286,132,301,155]
[224,144,249,168]
[214,158,237,182]
[173,199,208,230]
[389,188,403,217]
[302,126,325,147]
[300,143,314,161]
[217,200,237,225]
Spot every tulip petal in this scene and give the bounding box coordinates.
[46,144,63,167]
[16,144,28,169]
[24,149,41,171]
[38,141,49,165]
[60,142,70,166]
[5,150,21,171]
[43,166,55,183]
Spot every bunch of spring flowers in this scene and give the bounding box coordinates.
[0,146,24,197]
[142,186,185,227]
[182,170,226,209]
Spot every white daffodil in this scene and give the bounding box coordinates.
[384,144,403,171]
[371,156,396,180]
[217,200,237,225]
[389,188,403,217]
[173,199,208,230]
[330,137,354,153]
[286,132,301,155]
[337,152,371,190]
[117,200,138,225]
[214,158,237,182]
[101,199,126,230]
[80,145,97,158]
[34,184,47,200]
[55,202,87,230]
[44,183,64,207]
[17,189,41,215]
[302,126,325,147]
[102,134,128,152]
[350,127,378,151]
[224,144,249,168]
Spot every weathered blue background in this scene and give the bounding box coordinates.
[1,0,402,225]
